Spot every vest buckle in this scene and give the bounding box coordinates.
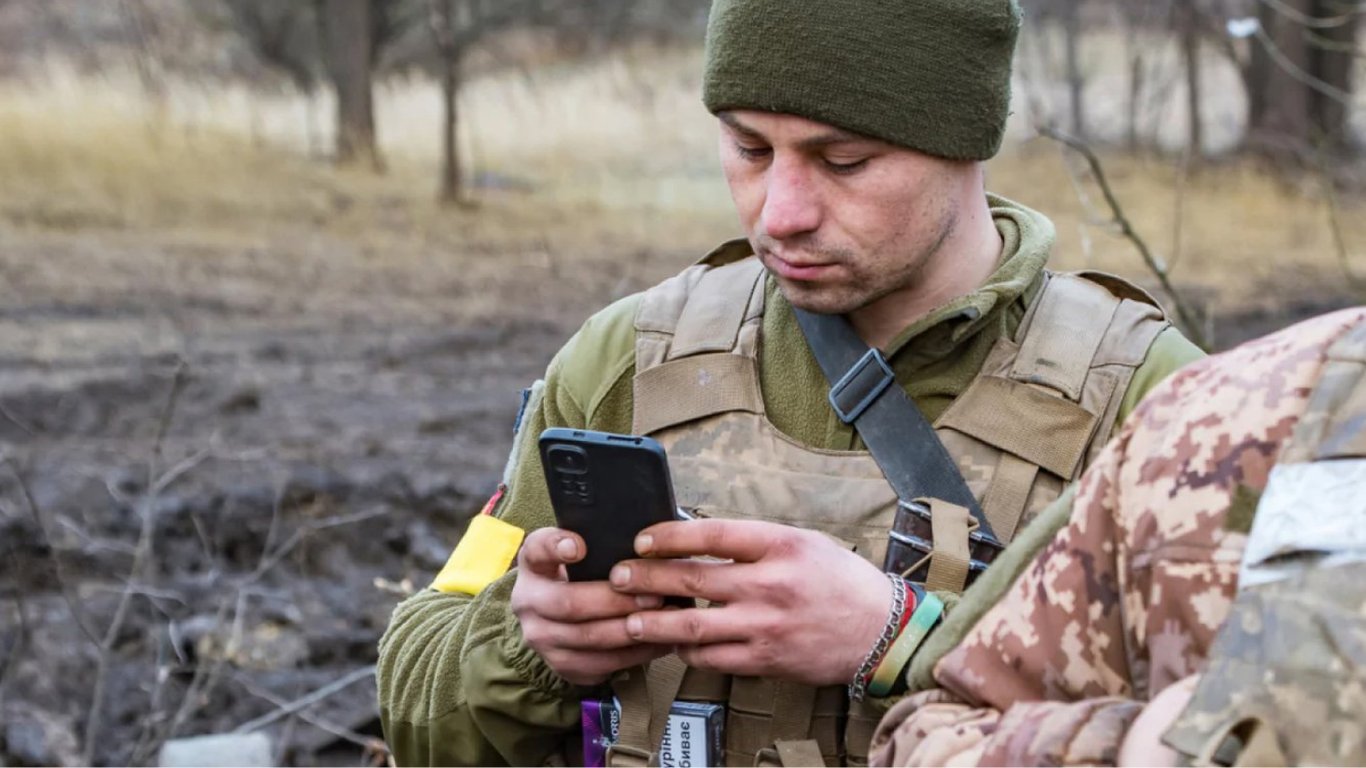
[604,743,658,767]
[829,348,896,424]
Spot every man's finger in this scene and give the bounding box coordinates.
[634,518,793,562]
[624,605,751,646]
[518,527,585,578]
[545,644,673,686]
[533,581,663,623]
[529,615,641,651]
[609,557,741,603]
[676,641,768,677]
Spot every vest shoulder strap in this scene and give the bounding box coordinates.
[632,251,767,435]
[1011,271,1163,401]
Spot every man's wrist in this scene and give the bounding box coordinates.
[849,573,911,701]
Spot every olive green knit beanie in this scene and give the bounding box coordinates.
[702,0,1023,161]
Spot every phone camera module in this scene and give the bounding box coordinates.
[549,445,589,475]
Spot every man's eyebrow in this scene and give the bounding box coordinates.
[719,111,761,138]
[719,112,873,150]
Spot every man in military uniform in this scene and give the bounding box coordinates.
[377,0,1203,764]
[867,309,1366,766]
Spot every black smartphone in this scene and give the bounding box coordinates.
[539,427,681,582]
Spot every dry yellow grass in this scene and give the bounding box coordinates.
[2,48,1364,325]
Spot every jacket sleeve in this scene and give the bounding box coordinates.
[377,372,582,766]
[377,298,643,766]
[871,312,1349,766]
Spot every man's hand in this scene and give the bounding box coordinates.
[510,527,671,686]
[609,519,893,686]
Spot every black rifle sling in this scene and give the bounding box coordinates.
[794,308,999,543]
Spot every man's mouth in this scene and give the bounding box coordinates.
[765,252,837,282]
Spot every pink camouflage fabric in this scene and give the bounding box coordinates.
[868,308,1366,766]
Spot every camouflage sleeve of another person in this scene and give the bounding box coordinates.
[869,310,1365,767]
[377,298,642,766]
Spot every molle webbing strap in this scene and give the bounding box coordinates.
[1012,274,1117,401]
[794,308,996,542]
[979,453,1037,544]
[923,499,972,594]
[608,656,689,767]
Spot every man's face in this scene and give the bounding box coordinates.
[718,110,969,315]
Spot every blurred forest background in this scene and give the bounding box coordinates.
[1,0,1365,765]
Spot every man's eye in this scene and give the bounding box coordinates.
[735,144,772,161]
[824,158,869,175]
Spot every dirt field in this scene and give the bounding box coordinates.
[3,47,1366,766]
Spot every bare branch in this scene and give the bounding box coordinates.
[231,671,385,752]
[232,665,377,734]
[0,401,35,436]
[1252,23,1354,104]
[1315,144,1366,297]
[1257,0,1366,28]
[83,363,194,766]
[1038,126,1210,350]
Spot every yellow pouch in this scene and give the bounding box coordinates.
[430,514,525,595]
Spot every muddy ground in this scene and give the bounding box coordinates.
[0,202,1357,766]
[0,211,699,766]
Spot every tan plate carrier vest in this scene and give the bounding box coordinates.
[606,246,1169,767]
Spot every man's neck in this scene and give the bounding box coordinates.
[848,199,1003,350]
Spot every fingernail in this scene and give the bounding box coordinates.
[635,595,661,609]
[556,538,578,559]
[610,564,630,587]
[626,615,643,638]
[635,534,653,555]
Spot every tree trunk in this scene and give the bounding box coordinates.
[324,0,383,171]
[1126,37,1144,151]
[1062,0,1086,139]
[1179,2,1204,158]
[1310,0,1357,153]
[439,41,462,204]
[1245,0,1319,160]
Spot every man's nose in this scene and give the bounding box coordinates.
[760,157,821,240]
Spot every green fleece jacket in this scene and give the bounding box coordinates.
[376,196,1205,766]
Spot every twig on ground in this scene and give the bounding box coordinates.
[82,361,194,766]
[232,665,378,734]
[1,457,101,648]
[0,401,35,437]
[1038,126,1210,350]
[232,671,382,752]
[249,507,389,581]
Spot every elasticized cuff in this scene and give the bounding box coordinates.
[500,605,578,697]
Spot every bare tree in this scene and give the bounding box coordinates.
[220,1,324,153]
[320,0,384,171]
[1178,1,1206,158]
[1061,0,1087,139]
[1241,0,1359,159]
[426,0,547,204]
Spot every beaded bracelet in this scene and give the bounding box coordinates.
[866,591,945,698]
[849,573,909,702]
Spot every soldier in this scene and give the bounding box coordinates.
[377,0,1204,765]
[867,309,1366,767]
